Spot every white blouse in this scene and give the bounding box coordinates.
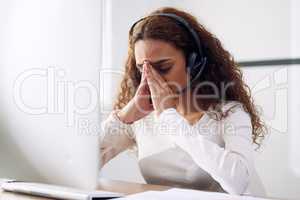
[100,100,266,197]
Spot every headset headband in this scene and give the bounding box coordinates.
[129,13,205,63]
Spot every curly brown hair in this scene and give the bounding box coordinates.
[113,7,267,148]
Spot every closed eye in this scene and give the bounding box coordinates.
[135,63,173,74]
[153,62,173,73]
[156,66,172,74]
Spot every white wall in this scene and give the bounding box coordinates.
[289,0,300,181]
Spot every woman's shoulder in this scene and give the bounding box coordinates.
[221,100,251,123]
[221,100,244,112]
[207,100,249,121]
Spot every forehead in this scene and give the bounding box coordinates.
[134,39,179,64]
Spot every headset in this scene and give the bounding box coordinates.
[129,13,207,93]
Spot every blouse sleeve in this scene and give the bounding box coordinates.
[100,109,137,168]
[158,104,254,195]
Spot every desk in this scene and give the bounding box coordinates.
[0,179,289,200]
[0,178,171,199]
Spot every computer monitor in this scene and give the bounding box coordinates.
[0,66,101,190]
[0,0,104,190]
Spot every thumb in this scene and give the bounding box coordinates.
[140,65,147,84]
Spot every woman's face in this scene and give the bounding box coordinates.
[134,39,189,93]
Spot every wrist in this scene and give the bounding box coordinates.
[158,99,178,116]
[117,105,137,124]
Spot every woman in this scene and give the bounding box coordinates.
[100,7,267,196]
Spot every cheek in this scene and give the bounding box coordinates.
[164,66,189,91]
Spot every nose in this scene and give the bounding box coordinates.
[142,60,150,66]
[141,60,150,73]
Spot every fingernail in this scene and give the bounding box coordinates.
[144,65,148,72]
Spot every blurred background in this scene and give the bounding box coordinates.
[0,0,299,199]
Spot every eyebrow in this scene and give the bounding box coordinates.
[136,58,172,68]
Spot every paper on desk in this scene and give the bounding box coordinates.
[119,188,272,200]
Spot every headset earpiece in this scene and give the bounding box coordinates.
[187,52,198,69]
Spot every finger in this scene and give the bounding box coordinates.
[150,69,175,98]
[146,78,161,107]
[144,62,162,90]
[147,76,159,94]
[145,65,161,93]
[147,64,167,87]
[138,67,149,91]
[140,65,146,82]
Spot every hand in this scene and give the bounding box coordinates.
[144,61,178,116]
[117,63,154,124]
